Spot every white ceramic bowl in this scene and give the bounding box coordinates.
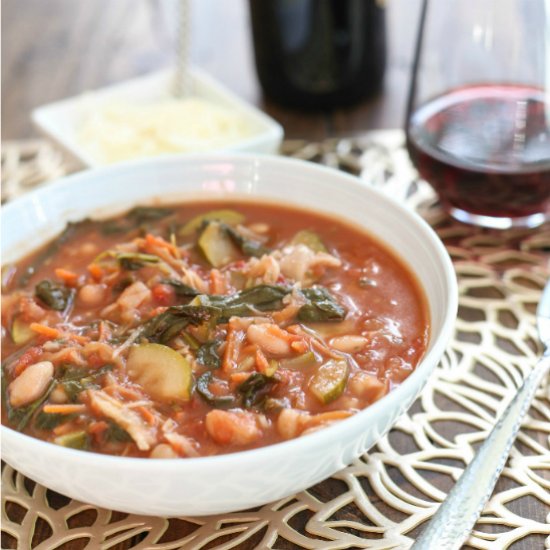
[32,68,284,168]
[1,154,457,516]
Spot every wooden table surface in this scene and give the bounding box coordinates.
[2,2,547,550]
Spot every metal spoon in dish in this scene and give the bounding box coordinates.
[412,279,550,550]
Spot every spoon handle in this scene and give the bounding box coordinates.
[411,352,550,550]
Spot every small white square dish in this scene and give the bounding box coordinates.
[32,68,284,168]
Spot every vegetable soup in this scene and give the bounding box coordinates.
[1,201,429,458]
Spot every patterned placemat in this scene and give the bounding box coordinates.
[2,131,550,550]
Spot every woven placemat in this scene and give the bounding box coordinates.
[2,131,550,550]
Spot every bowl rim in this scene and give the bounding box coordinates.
[1,152,458,470]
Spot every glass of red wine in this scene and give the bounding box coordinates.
[406,0,550,229]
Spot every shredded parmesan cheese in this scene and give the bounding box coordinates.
[79,98,253,164]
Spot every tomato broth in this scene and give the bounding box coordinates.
[1,201,429,458]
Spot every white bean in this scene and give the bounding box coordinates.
[247,324,291,356]
[9,361,54,408]
[150,444,179,459]
[330,335,369,353]
[78,284,106,307]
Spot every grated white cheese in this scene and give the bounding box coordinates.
[78,97,253,164]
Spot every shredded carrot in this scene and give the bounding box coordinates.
[230,372,252,384]
[222,327,238,372]
[13,346,43,376]
[240,343,258,356]
[43,403,87,415]
[291,340,309,354]
[55,268,79,287]
[29,323,59,339]
[272,304,301,324]
[115,386,144,400]
[87,263,104,281]
[266,324,298,342]
[255,349,271,375]
[145,233,178,256]
[88,420,109,436]
[29,323,89,345]
[209,269,226,294]
[136,406,157,426]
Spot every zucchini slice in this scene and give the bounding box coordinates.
[127,343,192,402]
[180,209,245,236]
[11,317,35,345]
[309,360,349,404]
[198,222,240,267]
[291,230,327,253]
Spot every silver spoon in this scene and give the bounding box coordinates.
[412,279,550,550]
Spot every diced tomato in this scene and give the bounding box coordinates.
[151,283,175,306]
[13,346,43,376]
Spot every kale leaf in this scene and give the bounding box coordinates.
[196,372,235,408]
[237,372,277,409]
[161,279,201,298]
[196,341,222,369]
[298,287,347,322]
[222,224,270,258]
[35,280,74,311]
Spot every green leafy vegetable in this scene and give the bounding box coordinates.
[60,364,113,402]
[100,206,174,235]
[298,287,347,322]
[195,285,289,322]
[105,421,132,442]
[180,209,245,236]
[18,221,87,287]
[198,222,240,267]
[34,411,77,430]
[223,224,270,258]
[35,280,73,311]
[237,372,277,408]
[196,372,235,408]
[5,380,56,431]
[127,206,174,224]
[116,252,159,271]
[54,430,88,450]
[141,305,219,344]
[291,230,327,253]
[196,341,221,369]
[161,279,200,298]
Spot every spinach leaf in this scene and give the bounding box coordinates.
[196,372,235,408]
[34,411,77,430]
[237,372,276,408]
[6,381,56,431]
[223,224,270,258]
[196,285,289,321]
[100,206,174,236]
[60,364,113,402]
[18,221,87,287]
[298,287,347,322]
[196,341,221,369]
[161,279,200,298]
[104,422,132,442]
[116,252,159,271]
[35,280,73,311]
[127,206,174,224]
[142,305,220,344]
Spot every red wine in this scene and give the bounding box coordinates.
[249,0,386,110]
[407,85,550,222]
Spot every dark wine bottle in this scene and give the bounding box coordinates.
[249,0,386,110]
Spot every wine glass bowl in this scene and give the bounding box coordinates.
[406,0,550,229]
